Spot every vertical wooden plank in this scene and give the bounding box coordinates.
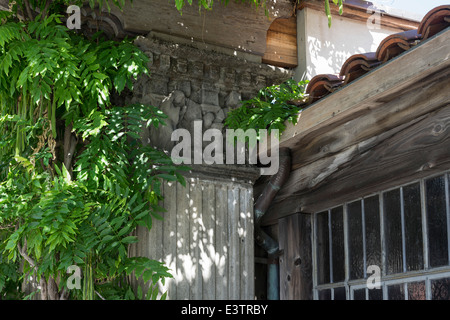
[215,184,228,299]
[228,186,240,299]
[239,187,247,299]
[162,180,177,299]
[239,187,255,299]
[135,225,148,290]
[201,183,216,299]
[176,179,191,300]
[128,227,138,294]
[146,185,164,295]
[262,16,298,68]
[247,188,255,299]
[279,217,289,299]
[279,213,313,300]
[129,177,256,300]
[189,179,203,299]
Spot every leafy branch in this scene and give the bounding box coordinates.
[224,79,309,137]
[0,2,187,300]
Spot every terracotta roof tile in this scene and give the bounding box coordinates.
[418,5,450,39]
[305,74,344,103]
[303,5,450,105]
[375,29,421,62]
[339,52,381,84]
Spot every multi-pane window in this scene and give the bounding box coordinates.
[313,172,450,300]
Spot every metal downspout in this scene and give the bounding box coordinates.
[254,147,292,300]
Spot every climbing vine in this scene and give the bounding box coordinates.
[0,0,187,300]
[174,0,343,26]
[224,79,309,137]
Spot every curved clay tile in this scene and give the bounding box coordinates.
[375,29,422,62]
[303,6,448,105]
[306,74,344,103]
[418,5,450,40]
[339,52,381,84]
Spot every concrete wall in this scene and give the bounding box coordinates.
[295,7,401,80]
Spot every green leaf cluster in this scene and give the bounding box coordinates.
[325,0,344,27]
[0,5,187,300]
[224,79,309,137]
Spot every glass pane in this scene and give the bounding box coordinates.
[353,288,366,300]
[318,289,331,300]
[431,278,450,300]
[426,175,449,267]
[365,195,381,270]
[348,200,364,280]
[316,211,330,284]
[384,189,403,274]
[331,207,345,283]
[388,284,405,300]
[334,287,346,300]
[408,281,426,300]
[368,287,383,300]
[403,183,424,271]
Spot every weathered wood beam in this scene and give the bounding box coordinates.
[255,65,450,202]
[289,67,450,171]
[278,213,313,300]
[256,29,450,225]
[278,28,450,155]
[263,103,450,225]
[110,0,294,57]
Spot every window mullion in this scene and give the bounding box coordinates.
[328,209,333,284]
[362,199,367,278]
[420,179,429,270]
[313,171,450,300]
[343,202,350,299]
[400,187,407,273]
[312,213,319,300]
[445,173,450,265]
[380,191,387,278]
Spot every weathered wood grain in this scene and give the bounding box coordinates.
[201,183,216,299]
[289,68,450,171]
[189,181,203,299]
[277,28,450,153]
[176,178,191,299]
[256,29,450,225]
[255,66,450,203]
[264,103,450,223]
[278,213,313,300]
[215,184,229,299]
[262,16,298,68]
[162,180,178,299]
[130,168,257,300]
[228,186,240,299]
[239,187,255,299]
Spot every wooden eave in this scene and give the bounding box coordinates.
[297,0,420,31]
[258,27,450,226]
[107,0,294,58]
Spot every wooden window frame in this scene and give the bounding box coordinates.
[312,171,450,300]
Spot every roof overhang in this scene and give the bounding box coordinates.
[258,27,450,225]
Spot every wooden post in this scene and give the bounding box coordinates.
[278,213,313,300]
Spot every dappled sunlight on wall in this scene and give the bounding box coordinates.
[129,176,255,300]
[298,7,400,79]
